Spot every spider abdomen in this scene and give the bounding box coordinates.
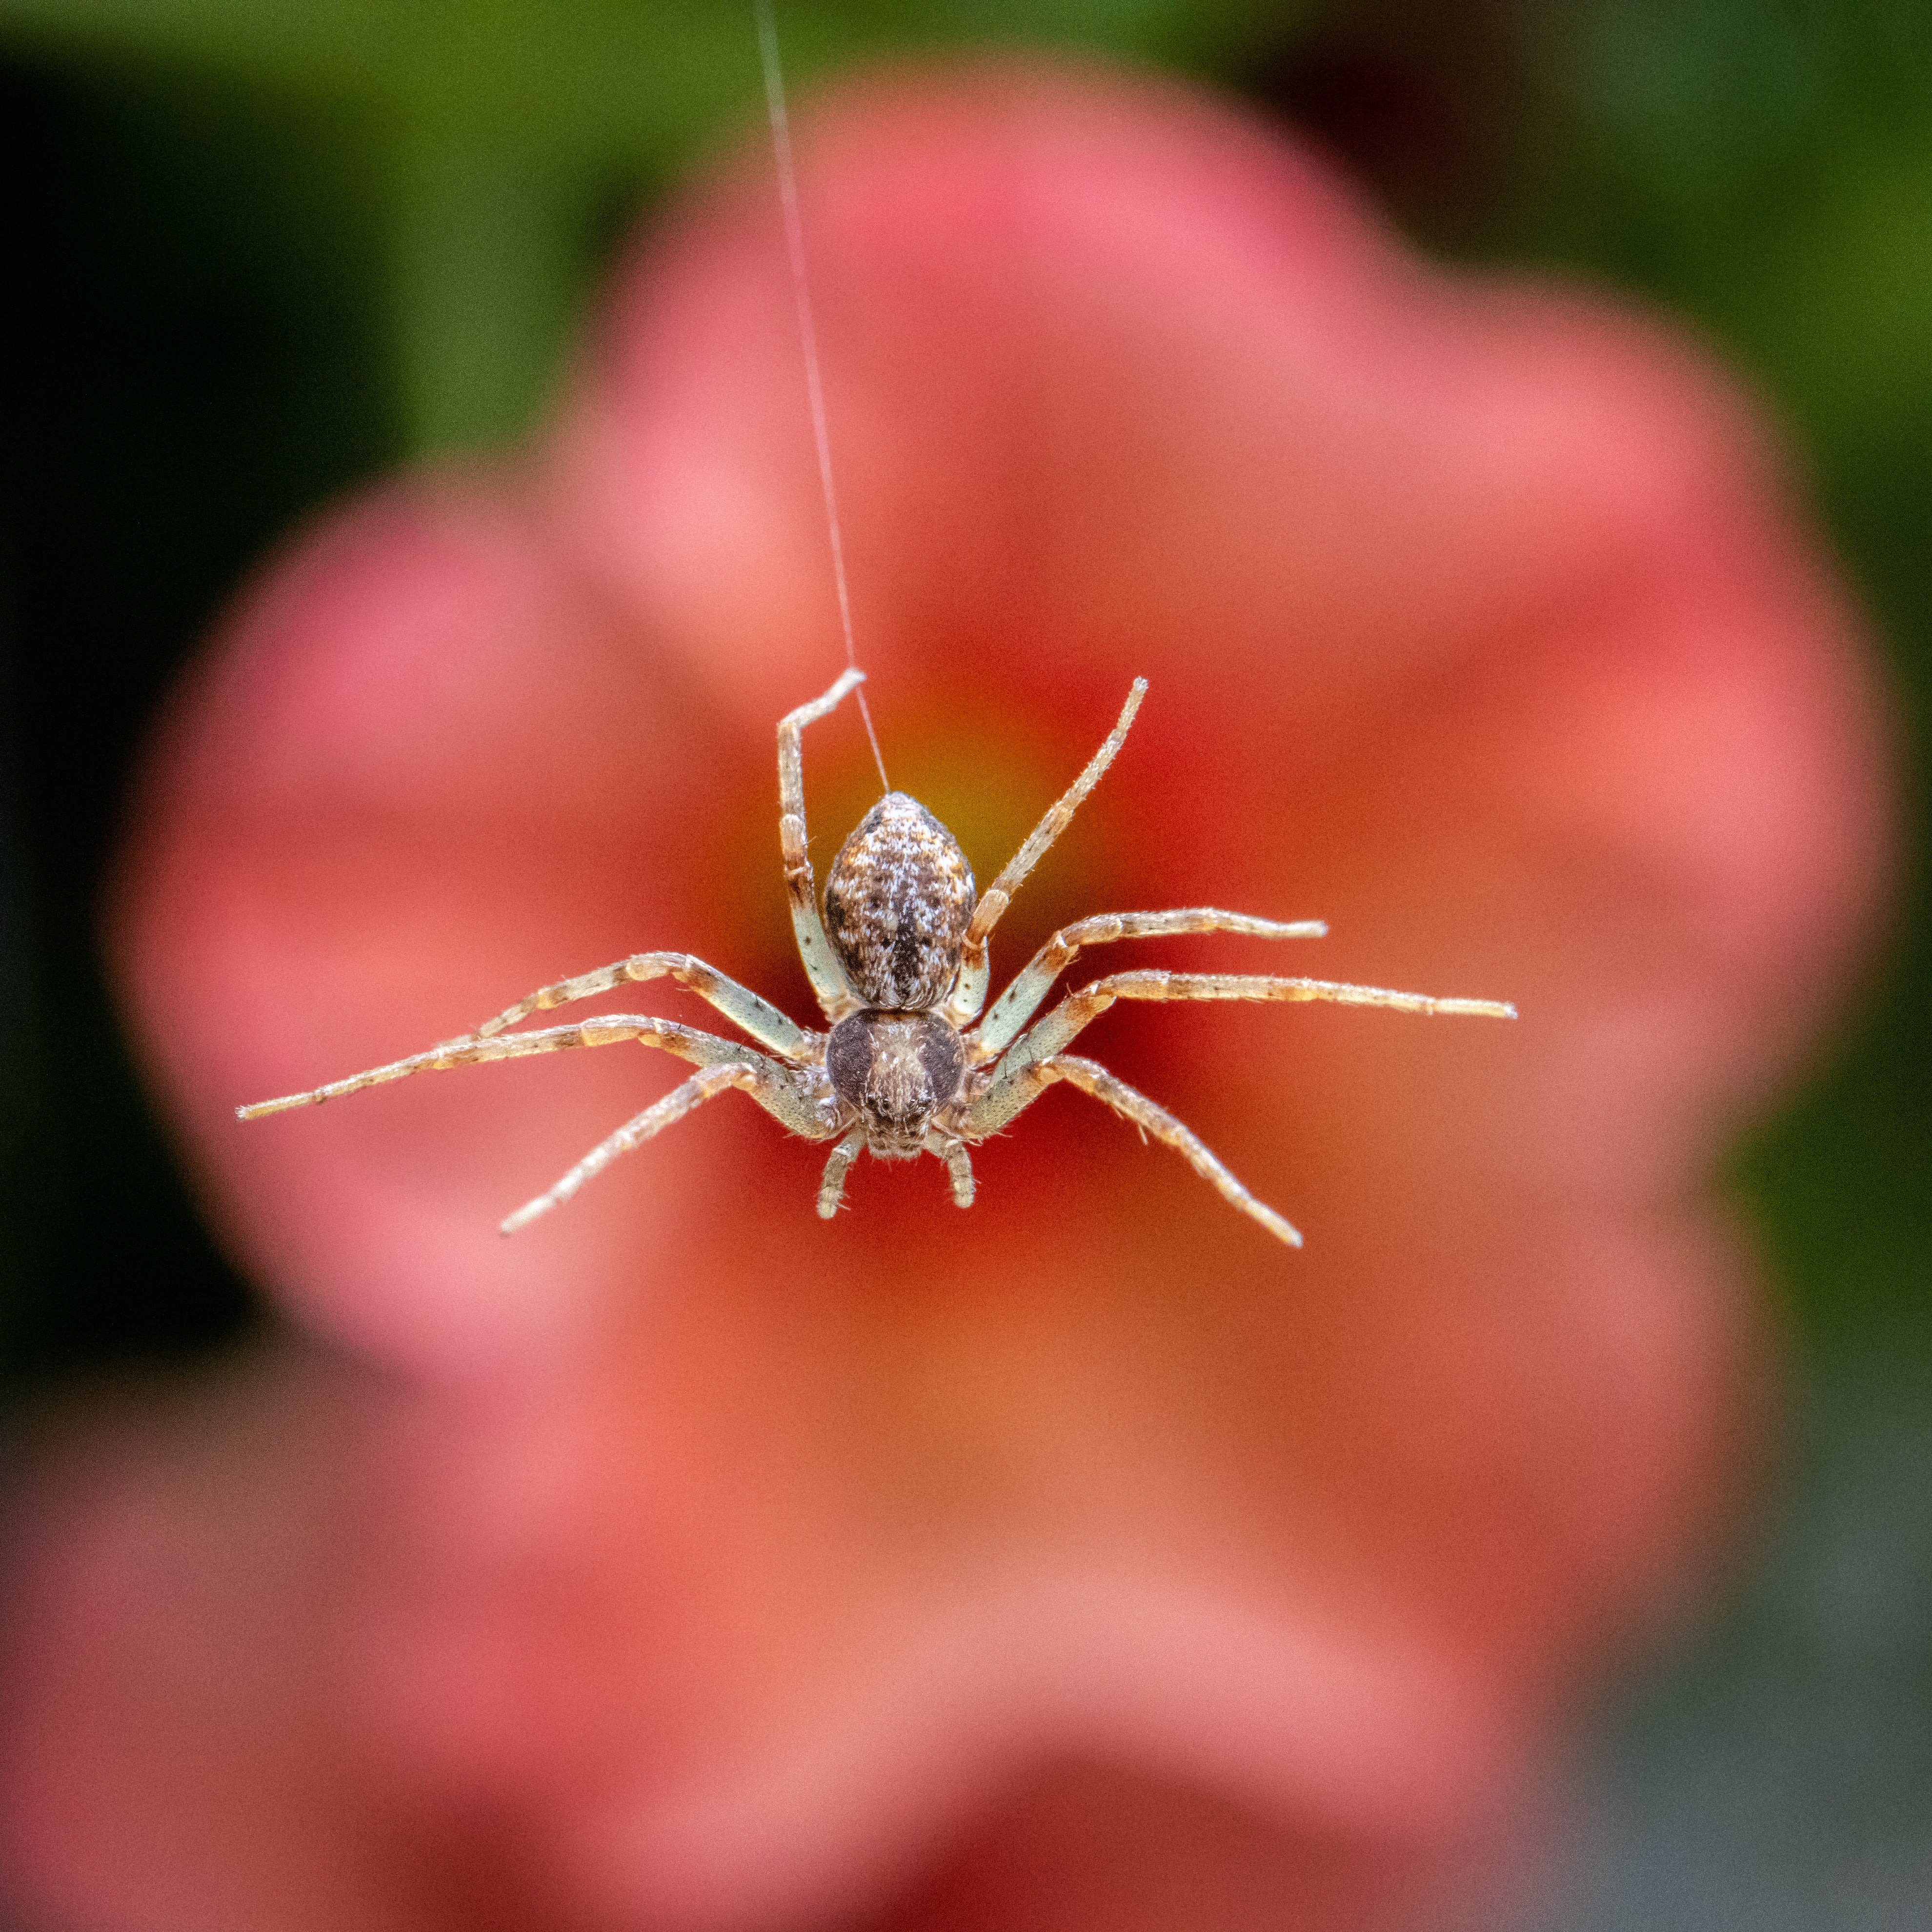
[823,792,974,1009]
[826,1009,966,1153]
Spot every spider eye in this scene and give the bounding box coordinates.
[823,792,975,1010]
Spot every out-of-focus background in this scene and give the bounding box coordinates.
[0,1,1925,1923]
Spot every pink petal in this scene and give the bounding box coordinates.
[16,65,1890,1932]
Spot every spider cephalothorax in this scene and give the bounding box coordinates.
[240,669,1514,1245]
[825,1010,965,1156]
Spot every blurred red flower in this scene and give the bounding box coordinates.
[0,67,1892,1932]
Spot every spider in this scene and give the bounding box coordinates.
[239,670,1514,1245]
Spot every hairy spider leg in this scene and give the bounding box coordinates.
[982,969,1518,1096]
[470,951,816,1063]
[235,1015,835,1142]
[778,667,867,1023]
[959,970,1515,1243]
[815,1126,867,1218]
[502,1061,761,1234]
[944,677,1147,1029]
[962,1052,1302,1249]
[971,909,1328,1061]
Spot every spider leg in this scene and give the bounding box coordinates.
[944,678,1146,1027]
[922,1129,976,1208]
[501,1060,765,1234]
[983,969,1517,1094]
[960,1052,1301,1249]
[816,1126,867,1218]
[469,952,814,1061]
[237,1015,833,1139]
[779,668,866,1023]
[971,909,1327,1060]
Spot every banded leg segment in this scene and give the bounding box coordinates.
[502,1062,755,1234]
[986,970,1518,1100]
[972,909,1328,1060]
[945,678,1147,1027]
[962,1053,1301,1249]
[779,668,866,1023]
[237,1014,833,1138]
[472,952,814,1062]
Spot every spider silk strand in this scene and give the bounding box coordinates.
[755,0,890,794]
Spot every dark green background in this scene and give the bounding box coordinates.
[1,2,1926,1923]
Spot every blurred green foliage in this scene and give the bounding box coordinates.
[1482,0,1932,1329]
[0,0,1307,453]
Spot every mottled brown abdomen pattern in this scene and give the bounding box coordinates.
[823,792,975,1009]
